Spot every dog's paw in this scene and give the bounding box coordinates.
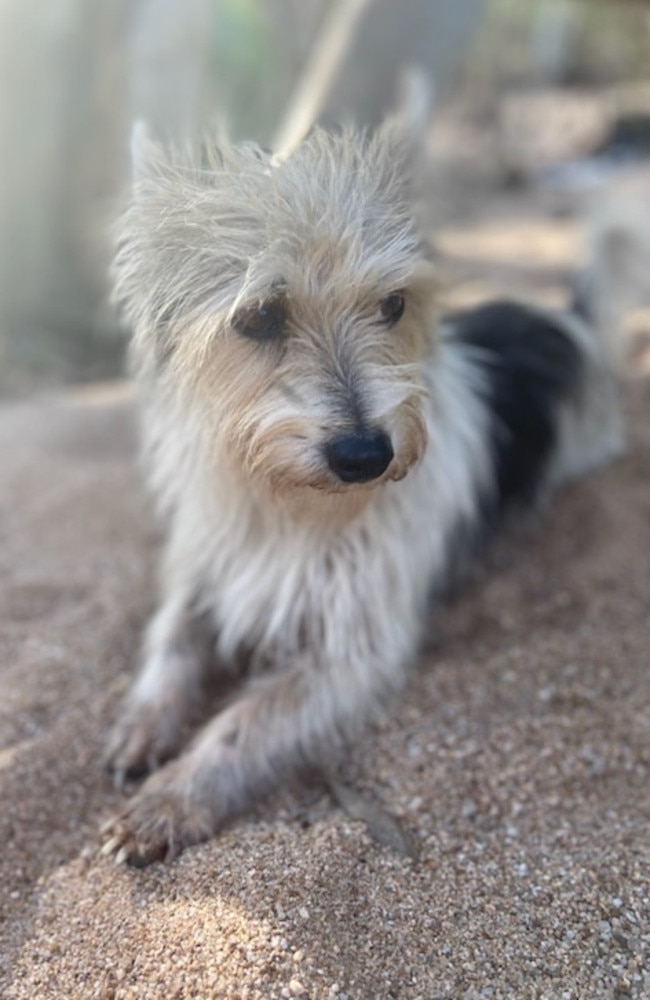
[100,763,215,866]
[103,701,187,788]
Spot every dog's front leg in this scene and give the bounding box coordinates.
[104,586,215,786]
[101,646,404,865]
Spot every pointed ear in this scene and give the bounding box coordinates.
[130,120,170,184]
[378,67,434,157]
[372,69,434,201]
[394,66,435,140]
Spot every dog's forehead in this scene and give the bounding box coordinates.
[272,144,409,237]
[245,210,422,307]
[135,129,427,316]
[242,150,423,295]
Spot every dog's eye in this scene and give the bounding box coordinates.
[232,300,287,341]
[378,293,405,326]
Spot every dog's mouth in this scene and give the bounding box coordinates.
[242,420,424,500]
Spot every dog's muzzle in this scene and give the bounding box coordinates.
[325,429,394,484]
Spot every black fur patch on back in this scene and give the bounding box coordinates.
[450,300,584,517]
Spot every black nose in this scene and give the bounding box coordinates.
[325,429,394,484]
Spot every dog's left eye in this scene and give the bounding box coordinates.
[232,300,287,341]
[378,293,405,326]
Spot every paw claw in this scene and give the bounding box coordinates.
[114,846,130,866]
[99,815,117,835]
[103,701,184,786]
[100,834,123,857]
[99,762,216,866]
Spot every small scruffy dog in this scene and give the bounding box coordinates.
[102,117,623,865]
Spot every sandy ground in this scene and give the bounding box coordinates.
[2,188,650,999]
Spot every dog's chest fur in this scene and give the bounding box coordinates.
[152,345,491,673]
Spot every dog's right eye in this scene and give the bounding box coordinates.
[378,292,405,327]
[232,301,287,341]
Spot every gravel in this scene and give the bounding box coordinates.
[1,206,649,999]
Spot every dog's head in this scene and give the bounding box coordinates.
[114,120,439,513]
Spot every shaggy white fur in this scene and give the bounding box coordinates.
[102,119,624,865]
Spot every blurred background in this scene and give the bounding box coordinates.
[0,0,648,394]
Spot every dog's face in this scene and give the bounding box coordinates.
[114,120,438,511]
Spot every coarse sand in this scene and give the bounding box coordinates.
[1,212,650,999]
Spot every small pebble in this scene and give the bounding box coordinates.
[599,921,612,940]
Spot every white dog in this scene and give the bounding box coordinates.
[102,118,627,865]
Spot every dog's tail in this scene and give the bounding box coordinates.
[546,183,650,486]
[571,182,650,373]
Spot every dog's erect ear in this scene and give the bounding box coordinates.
[130,121,171,185]
[394,66,435,141]
[372,67,434,190]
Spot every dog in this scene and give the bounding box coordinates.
[101,117,625,865]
